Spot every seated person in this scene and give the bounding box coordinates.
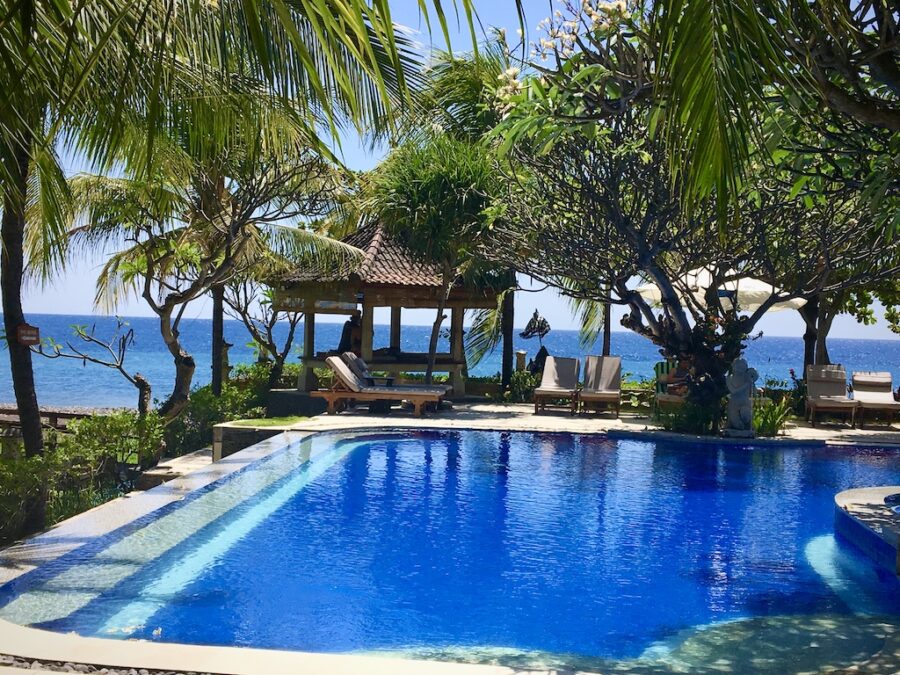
[662,358,692,397]
[337,313,362,354]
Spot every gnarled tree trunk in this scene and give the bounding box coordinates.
[799,295,820,375]
[135,374,152,417]
[156,310,196,419]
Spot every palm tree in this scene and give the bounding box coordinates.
[38,121,357,419]
[367,134,497,384]
[3,0,474,531]
[652,0,899,211]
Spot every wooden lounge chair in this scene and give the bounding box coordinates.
[341,352,453,395]
[579,355,622,417]
[851,371,900,428]
[806,364,858,428]
[312,356,446,417]
[534,356,580,414]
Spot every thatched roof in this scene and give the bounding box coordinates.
[282,221,443,288]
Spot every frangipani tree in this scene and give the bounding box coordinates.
[489,97,900,432]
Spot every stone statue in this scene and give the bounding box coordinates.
[724,358,758,437]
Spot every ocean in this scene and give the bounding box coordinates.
[1,313,899,408]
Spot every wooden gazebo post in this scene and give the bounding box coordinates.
[450,307,465,396]
[361,302,374,361]
[301,312,316,391]
[390,306,402,350]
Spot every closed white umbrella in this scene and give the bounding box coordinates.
[635,267,806,313]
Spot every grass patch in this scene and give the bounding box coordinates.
[230,416,308,428]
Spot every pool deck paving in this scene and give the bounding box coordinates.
[276,401,900,446]
[1,405,899,675]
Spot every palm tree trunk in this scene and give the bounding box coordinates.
[425,262,453,385]
[1,131,46,532]
[211,283,225,396]
[602,301,612,356]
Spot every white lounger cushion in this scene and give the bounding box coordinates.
[807,365,854,404]
[325,356,445,396]
[852,371,900,408]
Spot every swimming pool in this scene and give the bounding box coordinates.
[2,429,899,671]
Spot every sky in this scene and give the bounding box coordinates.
[19,0,899,341]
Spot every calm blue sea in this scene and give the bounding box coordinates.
[1,313,898,408]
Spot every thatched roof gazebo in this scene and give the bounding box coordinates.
[273,222,512,396]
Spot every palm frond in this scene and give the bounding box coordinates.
[465,287,510,368]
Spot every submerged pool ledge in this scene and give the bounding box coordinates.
[835,486,900,576]
[0,431,313,588]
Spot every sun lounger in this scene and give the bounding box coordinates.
[534,356,580,414]
[806,364,858,427]
[851,371,900,428]
[579,355,621,417]
[313,356,446,416]
[341,352,453,395]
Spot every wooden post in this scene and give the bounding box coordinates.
[450,307,465,397]
[300,313,316,391]
[211,283,225,396]
[602,301,612,356]
[501,291,515,389]
[361,304,374,361]
[390,306,402,351]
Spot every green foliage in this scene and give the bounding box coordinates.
[657,401,723,436]
[164,370,267,456]
[369,134,497,270]
[504,370,537,403]
[0,411,165,542]
[0,455,46,542]
[65,411,165,470]
[753,397,793,437]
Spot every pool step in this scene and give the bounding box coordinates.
[135,447,212,490]
[834,486,900,575]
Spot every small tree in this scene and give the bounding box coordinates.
[224,277,302,390]
[368,134,497,383]
[33,320,152,415]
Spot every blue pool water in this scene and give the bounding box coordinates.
[2,430,900,670]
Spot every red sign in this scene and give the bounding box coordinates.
[16,324,39,346]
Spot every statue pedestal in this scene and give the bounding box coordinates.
[722,428,756,439]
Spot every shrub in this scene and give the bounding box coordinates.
[163,364,277,456]
[64,410,165,471]
[754,397,793,437]
[0,410,165,543]
[657,401,723,435]
[0,455,45,541]
[504,370,537,403]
